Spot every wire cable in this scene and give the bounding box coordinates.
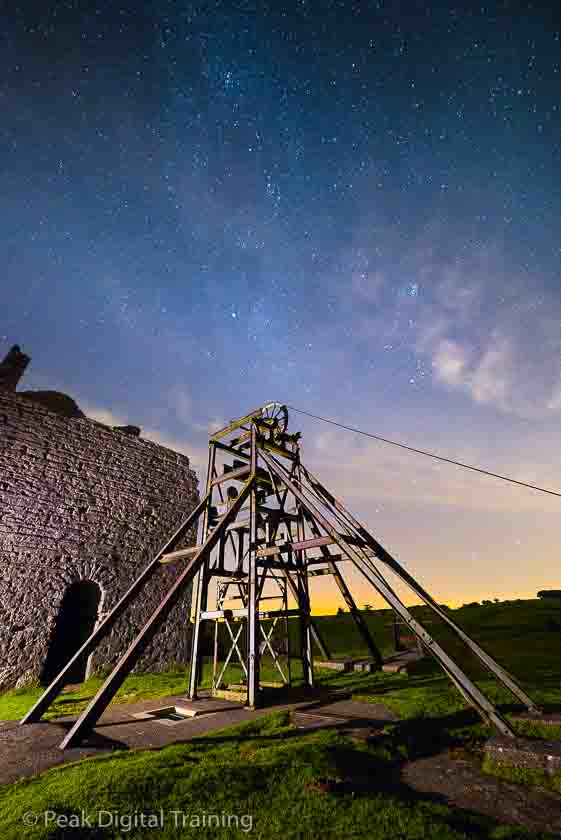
[287,404,561,500]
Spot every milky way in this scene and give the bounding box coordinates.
[3,2,561,609]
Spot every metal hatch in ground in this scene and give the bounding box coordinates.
[131,705,203,726]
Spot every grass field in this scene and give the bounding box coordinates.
[3,710,556,840]
[0,714,544,840]
[1,598,561,838]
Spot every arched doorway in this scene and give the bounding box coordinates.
[40,580,102,685]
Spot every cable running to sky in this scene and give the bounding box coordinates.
[287,405,561,500]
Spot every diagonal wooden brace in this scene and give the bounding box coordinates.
[58,475,256,749]
[20,490,213,726]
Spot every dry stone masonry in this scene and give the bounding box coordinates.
[0,345,200,690]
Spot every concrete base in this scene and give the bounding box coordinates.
[382,663,406,674]
[317,658,383,673]
[316,659,354,672]
[514,712,561,727]
[351,658,379,673]
[212,687,246,703]
[484,735,561,774]
[382,651,424,674]
[132,705,202,721]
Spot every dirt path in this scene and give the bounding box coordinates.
[400,748,561,836]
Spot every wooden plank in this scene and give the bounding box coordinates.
[159,546,202,564]
[257,532,368,558]
[258,439,297,461]
[258,507,300,522]
[211,405,272,441]
[211,465,251,486]
[307,555,344,565]
[257,535,334,558]
[201,608,300,620]
[212,440,251,462]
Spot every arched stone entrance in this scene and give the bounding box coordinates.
[40,581,102,685]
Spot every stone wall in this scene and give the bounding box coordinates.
[0,389,200,690]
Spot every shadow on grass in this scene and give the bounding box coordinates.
[52,696,96,707]
[7,706,561,838]
[189,706,477,749]
[322,746,503,839]
[184,712,561,838]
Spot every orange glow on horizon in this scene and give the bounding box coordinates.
[309,589,541,616]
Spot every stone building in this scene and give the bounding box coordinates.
[0,345,200,690]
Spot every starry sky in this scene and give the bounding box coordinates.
[3,1,561,613]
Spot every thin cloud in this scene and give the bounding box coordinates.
[81,404,126,427]
[432,339,470,387]
[175,390,192,424]
[306,429,561,516]
[341,230,561,420]
[141,427,207,473]
[191,416,227,435]
[81,402,206,473]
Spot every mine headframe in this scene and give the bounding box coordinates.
[19,402,539,748]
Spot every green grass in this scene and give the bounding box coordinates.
[482,756,561,796]
[0,668,195,722]
[0,711,553,840]
[311,598,561,678]
[0,660,311,722]
[2,597,561,836]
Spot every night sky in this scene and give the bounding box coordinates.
[3,2,561,612]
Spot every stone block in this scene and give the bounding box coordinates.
[484,735,561,774]
[351,658,379,673]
